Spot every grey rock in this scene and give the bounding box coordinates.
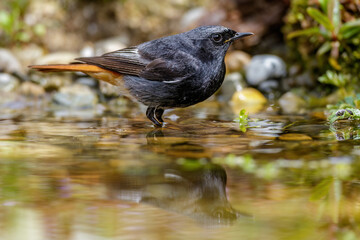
[0,73,20,93]
[0,49,23,74]
[53,84,98,108]
[258,80,279,93]
[246,55,286,86]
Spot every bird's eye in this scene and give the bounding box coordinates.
[211,33,223,43]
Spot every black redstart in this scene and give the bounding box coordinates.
[30,26,253,126]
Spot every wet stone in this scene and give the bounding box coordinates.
[53,84,98,108]
[0,73,20,93]
[278,133,312,141]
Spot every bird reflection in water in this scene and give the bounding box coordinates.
[105,129,250,226]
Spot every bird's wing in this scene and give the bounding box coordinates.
[75,46,147,76]
[76,46,198,82]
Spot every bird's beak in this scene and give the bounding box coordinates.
[225,32,254,43]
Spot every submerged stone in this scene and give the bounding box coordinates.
[279,133,312,141]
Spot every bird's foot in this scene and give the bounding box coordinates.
[146,107,164,127]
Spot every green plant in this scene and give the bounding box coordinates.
[235,109,249,132]
[285,0,360,95]
[0,0,46,46]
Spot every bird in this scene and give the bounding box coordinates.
[29,26,253,127]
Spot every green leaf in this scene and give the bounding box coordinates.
[319,0,329,14]
[329,0,341,33]
[317,41,332,56]
[237,109,249,133]
[339,19,360,39]
[287,27,321,39]
[307,7,334,32]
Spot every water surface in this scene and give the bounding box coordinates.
[0,100,359,240]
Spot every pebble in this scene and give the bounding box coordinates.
[0,73,20,93]
[231,88,267,114]
[53,84,98,108]
[225,51,252,73]
[0,49,23,74]
[246,55,286,86]
[278,92,306,115]
[19,82,45,97]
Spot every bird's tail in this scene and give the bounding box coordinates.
[29,63,105,73]
[29,63,124,87]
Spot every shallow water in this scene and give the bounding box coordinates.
[0,100,359,240]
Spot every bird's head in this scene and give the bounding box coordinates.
[184,26,253,61]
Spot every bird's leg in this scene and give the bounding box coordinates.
[146,107,162,127]
[154,108,164,123]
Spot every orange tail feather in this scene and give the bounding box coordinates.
[29,64,105,73]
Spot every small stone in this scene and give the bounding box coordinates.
[225,51,251,73]
[246,55,286,86]
[34,52,78,65]
[231,88,267,114]
[53,84,98,108]
[0,73,20,93]
[278,92,306,115]
[279,133,312,141]
[0,49,23,74]
[19,82,45,97]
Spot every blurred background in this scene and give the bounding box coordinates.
[1,1,360,240]
[0,0,359,116]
